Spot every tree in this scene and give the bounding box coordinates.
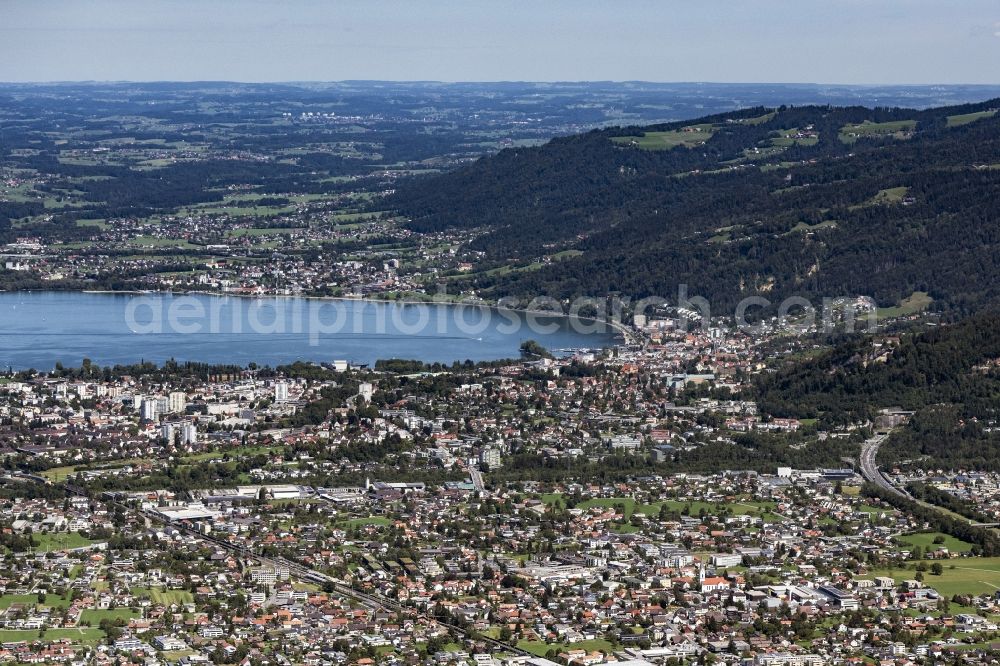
[519,340,553,360]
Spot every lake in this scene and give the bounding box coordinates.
[0,292,618,370]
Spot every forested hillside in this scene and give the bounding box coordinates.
[759,311,1000,421]
[757,311,1000,469]
[392,100,1000,312]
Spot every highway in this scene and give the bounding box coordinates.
[858,431,911,499]
[857,435,1000,529]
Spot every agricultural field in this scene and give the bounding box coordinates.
[946,109,997,127]
[839,120,917,143]
[39,465,79,481]
[338,516,393,528]
[769,128,819,147]
[517,638,616,657]
[868,186,910,206]
[0,592,74,610]
[162,649,200,660]
[787,220,837,234]
[75,218,109,229]
[877,291,933,319]
[31,531,96,552]
[737,111,778,125]
[864,557,1000,597]
[845,186,911,211]
[129,587,194,605]
[0,628,105,646]
[611,125,717,150]
[79,608,139,625]
[896,532,976,555]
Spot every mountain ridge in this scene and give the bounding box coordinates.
[391,98,1000,314]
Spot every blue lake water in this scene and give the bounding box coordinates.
[0,292,618,370]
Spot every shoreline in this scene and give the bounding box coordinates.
[72,287,632,343]
[0,287,631,371]
[1,289,631,367]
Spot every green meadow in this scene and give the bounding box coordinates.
[612,126,717,150]
[839,120,916,143]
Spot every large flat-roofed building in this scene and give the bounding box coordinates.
[236,484,309,500]
[754,654,825,666]
[818,585,859,610]
[318,487,367,503]
[151,503,219,521]
[821,468,855,481]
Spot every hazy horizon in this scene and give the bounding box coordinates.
[5,80,1000,87]
[2,0,998,85]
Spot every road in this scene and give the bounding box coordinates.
[859,431,911,499]
[857,436,1000,529]
[470,467,486,492]
[68,485,527,656]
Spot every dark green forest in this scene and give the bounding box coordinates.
[759,311,1000,422]
[392,100,1000,313]
[757,310,1000,469]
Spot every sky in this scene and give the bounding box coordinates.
[2,0,999,84]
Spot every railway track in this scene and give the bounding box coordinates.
[65,484,528,656]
